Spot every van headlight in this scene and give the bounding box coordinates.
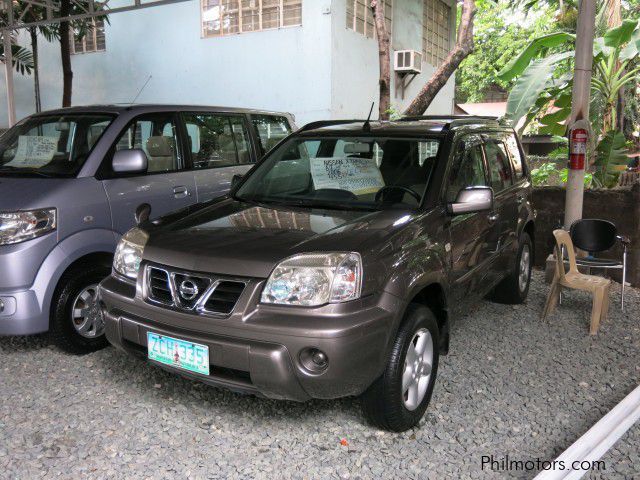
[0,208,57,245]
[113,228,149,279]
[261,253,362,306]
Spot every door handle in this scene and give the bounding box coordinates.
[488,212,499,223]
[173,186,190,199]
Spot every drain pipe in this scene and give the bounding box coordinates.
[534,385,640,480]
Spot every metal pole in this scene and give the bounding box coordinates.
[3,0,16,127]
[564,0,596,228]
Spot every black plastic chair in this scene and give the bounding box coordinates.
[569,219,630,310]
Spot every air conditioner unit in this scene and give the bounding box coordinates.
[394,50,422,74]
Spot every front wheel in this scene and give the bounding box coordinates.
[361,304,440,432]
[50,263,111,354]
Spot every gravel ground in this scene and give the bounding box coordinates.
[1,271,638,480]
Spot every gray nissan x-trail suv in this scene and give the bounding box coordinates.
[99,116,535,431]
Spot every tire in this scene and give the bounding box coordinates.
[489,232,533,304]
[50,263,111,354]
[361,304,440,432]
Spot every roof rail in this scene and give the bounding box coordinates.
[298,119,367,132]
[398,115,500,122]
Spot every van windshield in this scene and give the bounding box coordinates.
[0,113,114,178]
[235,136,441,211]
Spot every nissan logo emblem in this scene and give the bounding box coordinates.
[178,280,199,301]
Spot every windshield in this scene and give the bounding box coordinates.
[235,136,441,211]
[0,113,114,178]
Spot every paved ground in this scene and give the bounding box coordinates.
[1,272,638,479]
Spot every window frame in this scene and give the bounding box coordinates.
[504,132,528,181]
[70,18,106,55]
[422,0,452,67]
[442,134,490,204]
[179,111,257,171]
[201,0,303,38]
[346,0,393,39]
[482,134,516,196]
[99,111,185,180]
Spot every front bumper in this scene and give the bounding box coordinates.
[99,274,405,401]
[0,288,48,335]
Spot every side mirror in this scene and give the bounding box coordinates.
[112,149,148,174]
[447,186,493,215]
[135,203,151,225]
[231,174,243,188]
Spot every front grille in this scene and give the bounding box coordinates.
[203,281,246,315]
[144,265,247,317]
[148,268,172,304]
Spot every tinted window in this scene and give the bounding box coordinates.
[0,114,114,177]
[115,113,179,173]
[184,114,251,168]
[251,115,292,154]
[505,134,525,178]
[446,138,487,203]
[484,139,513,193]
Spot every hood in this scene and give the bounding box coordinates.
[143,198,415,278]
[0,176,72,211]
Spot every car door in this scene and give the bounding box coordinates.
[101,112,197,234]
[444,134,498,311]
[482,133,518,280]
[181,112,256,203]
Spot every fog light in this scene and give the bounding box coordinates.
[300,348,329,374]
[0,299,4,313]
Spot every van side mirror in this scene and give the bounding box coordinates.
[447,186,493,215]
[112,149,148,174]
[231,174,243,188]
[135,203,151,225]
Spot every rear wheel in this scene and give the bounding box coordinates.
[489,232,533,304]
[50,263,111,354]
[361,304,440,432]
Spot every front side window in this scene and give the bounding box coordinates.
[71,18,106,54]
[115,113,180,173]
[202,0,302,37]
[184,114,252,168]
[423,0,451,67]
[347,0,392,38]
[445,137,487,203]
[484,139,514,193]
[236,136,440,211]
[251,114,292,154]
[0,114,114,177]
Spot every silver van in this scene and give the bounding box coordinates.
[0,104,294,353]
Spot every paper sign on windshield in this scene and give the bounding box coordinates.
[310,157,385,195]
[6,136,57,168]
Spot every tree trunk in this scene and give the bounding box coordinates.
[371,0,391,120]
[59,0,73,107]
[403,0,477,116]
[29,28,41,113]
[604,0,623,131]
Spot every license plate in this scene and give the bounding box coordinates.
[147,332,209,376]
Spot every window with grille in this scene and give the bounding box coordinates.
[422,0,451,66]
[70,19,106,54]
[202,0,302,37]
[346,0,392,39]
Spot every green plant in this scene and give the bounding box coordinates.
[594,130,628,187]
[531,162,557,185]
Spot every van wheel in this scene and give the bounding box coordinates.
[361,304,440,432]
[489,232,533,304]
[50,263,111,354]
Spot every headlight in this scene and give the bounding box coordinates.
[113,228,149,279]
[261,253,362,306]
[0,208,57,245]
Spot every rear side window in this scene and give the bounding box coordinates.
[183,114,252,168]
[484,139,513,194]
[251,115,292,155]
[505,134,525,178]
[445,137,487,203]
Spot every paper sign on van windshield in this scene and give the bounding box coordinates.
[6,136,57,168]
[310,157,385,195]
